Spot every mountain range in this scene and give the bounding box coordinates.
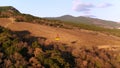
[47,15,120,29]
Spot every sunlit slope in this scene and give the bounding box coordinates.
[0,18,120,46]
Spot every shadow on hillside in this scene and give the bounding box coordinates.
[10,30,76,67]
[12,30,47,45]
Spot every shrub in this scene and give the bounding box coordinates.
[5,45,17,55]
[31,41,40,48]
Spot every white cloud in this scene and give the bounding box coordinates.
[97,3,112,8]
[72,0,94,12]
[72,0,112,13]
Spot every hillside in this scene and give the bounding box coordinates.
[0,19,120,68]
[0,6,120,45]
[1,6,120,37]
[1,18,120,46]
[0,6,120,68]
[47,15,120,29]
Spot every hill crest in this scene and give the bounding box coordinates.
[47,15,120,29]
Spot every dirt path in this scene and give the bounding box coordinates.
[0,18,120,46]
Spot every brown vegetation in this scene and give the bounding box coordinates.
[0,26,119,68]
[1,18,120,46]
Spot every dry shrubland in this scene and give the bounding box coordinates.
[0,26,119,68]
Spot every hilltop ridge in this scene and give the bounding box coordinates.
[47,15,120,29]
[0,6,20,17]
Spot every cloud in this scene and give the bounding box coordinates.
[72,0,112,13]
[72,0,94,12]
[97,3,112,8]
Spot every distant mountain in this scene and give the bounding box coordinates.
[47,15,120,29]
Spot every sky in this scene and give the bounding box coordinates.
[0,0,120,22]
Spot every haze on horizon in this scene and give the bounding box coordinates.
[0,0,120,22]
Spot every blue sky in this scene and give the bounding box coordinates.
[0,0,120,22]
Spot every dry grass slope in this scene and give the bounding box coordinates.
[0,18,120,46]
